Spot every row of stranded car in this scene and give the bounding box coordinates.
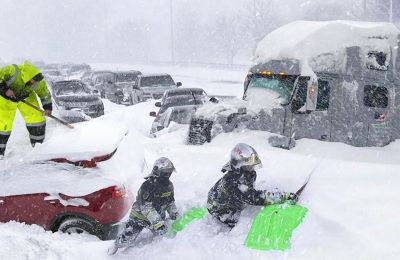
[41,63,184,124]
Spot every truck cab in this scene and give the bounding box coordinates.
[188,20,400,148]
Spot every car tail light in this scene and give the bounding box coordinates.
[112,186,127,198]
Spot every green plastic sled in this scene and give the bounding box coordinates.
[245,203,308,251]
[171,207,207,233]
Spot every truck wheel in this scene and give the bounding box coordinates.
[58,217,102,239]
[188,118,213,145]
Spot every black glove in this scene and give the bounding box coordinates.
[286,192,299,204]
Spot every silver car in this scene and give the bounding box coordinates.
[131,74,182,104]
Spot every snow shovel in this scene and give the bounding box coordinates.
[244,170,315,251]
[244,202,308,250]
[170,207,207,233]
[21,100,74,129]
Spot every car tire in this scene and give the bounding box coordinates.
[188,118,213,145]
[58,217,102,239]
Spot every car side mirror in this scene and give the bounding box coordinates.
[150,111,157,117]
[209,97,219,103]
[176,82,182,87]
[155,102,161,107]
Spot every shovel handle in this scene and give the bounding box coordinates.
[20,100,74,129]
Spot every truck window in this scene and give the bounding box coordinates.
[363,85,388,108]
[366,51,389,71]
[291,79,330,113]
[316,80,330,110]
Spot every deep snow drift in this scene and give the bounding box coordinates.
[254,20,400,75]
[1,65,399,260]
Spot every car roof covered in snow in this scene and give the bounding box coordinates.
[139,73,172,78]
[0,162,121,197]
[165,88,206,96]
[254,20,400,75]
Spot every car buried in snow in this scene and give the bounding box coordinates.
[51,80,104,123]
[90,70,142,105]
[113,70,142,105]
[131,73,182,104]
[0,163,133,240]
[188,20,400,148]
[149,88,209,134]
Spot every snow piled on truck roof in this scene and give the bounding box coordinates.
[254,20,400,75]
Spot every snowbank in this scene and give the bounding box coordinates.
[254,20,400,75]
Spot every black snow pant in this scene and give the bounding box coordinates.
[207,206,241,228]
[115,217,148,248]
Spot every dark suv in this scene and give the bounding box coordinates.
[51,80,104,123]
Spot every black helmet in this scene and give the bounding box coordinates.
[146,157,175,178]
[228,143,262,172]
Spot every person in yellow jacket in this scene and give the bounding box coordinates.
[0,61,52,158]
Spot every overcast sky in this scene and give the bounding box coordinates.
[0,0,398,64]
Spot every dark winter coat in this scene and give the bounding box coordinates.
[207,169,266,216]
[207,169,285,218]
[129,176,178,228]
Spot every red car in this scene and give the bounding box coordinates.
[0,162,133,240]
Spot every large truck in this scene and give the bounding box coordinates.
[188,20,400,148]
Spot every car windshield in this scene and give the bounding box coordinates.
[166,89,206,98]
[54,82,91,96]
[141,76,175,87]
[95,73,115,83]
[160,96,205,113]
[115,73,139,83]
[44,71,61,76]
[245,75,296,103]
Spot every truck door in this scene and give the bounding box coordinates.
[287,78,331,141]
[361,83,392,146]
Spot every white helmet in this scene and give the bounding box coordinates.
[147,157,176,178]
[229,143,262,171]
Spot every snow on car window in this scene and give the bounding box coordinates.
[141,76,175,87]
[54,82,91,96]
[115,73,140,82]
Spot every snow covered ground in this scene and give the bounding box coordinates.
[1,64,400,259]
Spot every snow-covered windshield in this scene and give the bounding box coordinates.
[115,72,140,83]
[54,82,91,96]
[141,75,175,87]
[160,96,205,113]
[245,75,296,104]
[169,109,195,124]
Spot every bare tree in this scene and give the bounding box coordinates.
[211,14,247,65]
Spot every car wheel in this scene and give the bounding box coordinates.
[58,217,101,238]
